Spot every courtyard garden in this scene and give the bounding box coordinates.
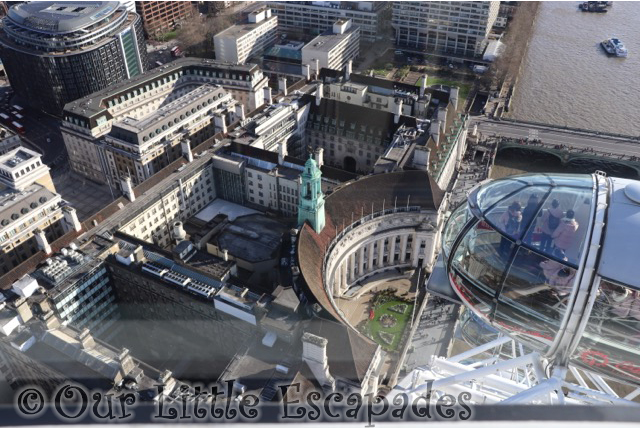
[358,289,414,352]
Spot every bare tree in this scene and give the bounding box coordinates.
[481,2,540,91]
[176,13,236,57]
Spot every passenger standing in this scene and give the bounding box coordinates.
[499,202,522,257]
[552,210,579,261]
[539,199,563,254]
[521,194,540,243]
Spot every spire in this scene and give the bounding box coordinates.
[297,154,326,233]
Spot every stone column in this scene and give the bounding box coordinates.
[378,238,385,269]
[400,234,409,263]
[358,248,365,277]
[349,252,356,283]
[368,241,375,273]
[341,262,348,292]
[411,235,421,267]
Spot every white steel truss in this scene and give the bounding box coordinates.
[390,336,640,406]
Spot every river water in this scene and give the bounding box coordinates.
[509,1,640,136]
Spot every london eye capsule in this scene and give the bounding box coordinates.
[442,173,640,384]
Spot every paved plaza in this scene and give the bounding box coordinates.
[402,295,460,372]
[53,170,116,221]
[335,270,417,330]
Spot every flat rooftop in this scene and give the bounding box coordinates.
[0,147,39,170]
[7,1,121,33]
[303,25,359,53]
[215,14,277,39]
[212,214,287,263]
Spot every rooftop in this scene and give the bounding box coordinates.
[297,171,444,321]
[0,147,39,170]
[7,1,121,33]
[0,184,58,229]
[63,57,261,124]
[212,214,288,263]
[303,24,359,53]
[113,84,227,135]
[215,14,277,39]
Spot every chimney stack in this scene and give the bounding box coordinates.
[62,206,82,233]
[263,86,273,105]
[235,104,245,122]
[279,76,288,96]
[278,140,288,165]
[181,139,193,162]
[302,64,311,81]
[420,74,428,97]
[315,59,320,79]
[214,113,227,134]
[34,228,52,254]
[450,87,459,111]
[315,82,323,106]
[394,98,403,124]
[121,176,135,202]
[302,333,335,392]
[345,59,352,81]
[173,221,186,241]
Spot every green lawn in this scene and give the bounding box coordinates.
[365,299,414,352]
[157,31,177,42]
[415,76,472,107]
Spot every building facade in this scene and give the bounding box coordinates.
[392,1,500,58]
[267,1,388,44]
[301,20,360,73]
[103,84,236,188]
[0,148,81,274]
[135,1,195,38]
[62,58,267,188]
[214,8,278,64]
[304,88,417,173]
[0,1,148,115]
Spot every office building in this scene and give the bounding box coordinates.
[0,126,20,155]
[135,1,194,38]
[0,1,148,115]
[267,1,388,44]
[103,84,236,187]
[301,19,360,73]
[211,141,356,218]
[0,147,81,274]
[31,236,121,336]
[303,87,418,173]
[392,1,500,58]
[319,71,469,188]
[0,297,187,400]
[214,7,278,64]
[62,58,268,188]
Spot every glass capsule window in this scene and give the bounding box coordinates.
[444,174,595,353]
[572,279,640,384]
[442,203,470,257]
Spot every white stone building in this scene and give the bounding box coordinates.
[0,148,81,274]
[301,20,360,73]
[62,58,268,188]
[214,8,278,64]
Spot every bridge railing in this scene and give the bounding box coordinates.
[495,117,640,142]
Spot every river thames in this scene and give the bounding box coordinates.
[509,1,640,136]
